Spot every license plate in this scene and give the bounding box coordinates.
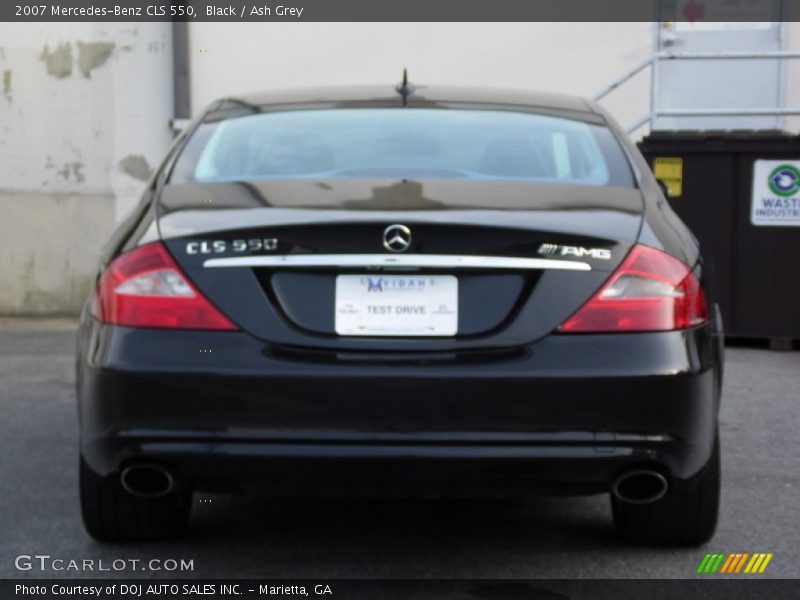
[335,275,458,336]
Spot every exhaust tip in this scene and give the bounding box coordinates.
[612,469,669,505]
[120,464,175,498]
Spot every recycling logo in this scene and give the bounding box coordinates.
[768,164,800,197]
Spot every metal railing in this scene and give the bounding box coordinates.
[594,50,800,134]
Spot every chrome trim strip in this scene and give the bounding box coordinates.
[203,254,591,271]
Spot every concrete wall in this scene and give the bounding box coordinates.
[786,23,800,132]
[2,22,799,315]
[0,192,113,313]
[187,23,655,135]
[188,22,800,135]
[0,23,173,315]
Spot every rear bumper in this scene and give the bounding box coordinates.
[76,318,722,496]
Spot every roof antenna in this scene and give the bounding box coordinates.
[396,68,415,107]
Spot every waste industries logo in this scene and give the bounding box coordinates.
[697,552,773,575]
[751,159,800,227]
[768,164,800,197]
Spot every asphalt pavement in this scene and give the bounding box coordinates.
[0,319,798,581]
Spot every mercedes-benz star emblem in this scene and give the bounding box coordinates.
[382,224,412,253]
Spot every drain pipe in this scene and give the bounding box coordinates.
[171,21,191,132]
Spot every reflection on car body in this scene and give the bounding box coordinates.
[76,81,723,546]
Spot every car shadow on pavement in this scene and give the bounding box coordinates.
[180,494,615,577]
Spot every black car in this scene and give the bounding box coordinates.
[76,82,723,546]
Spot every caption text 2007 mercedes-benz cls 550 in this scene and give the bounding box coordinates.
[75,82,723,546]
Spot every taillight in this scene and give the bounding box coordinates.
[92,242,237,330]
[558,244,708,333]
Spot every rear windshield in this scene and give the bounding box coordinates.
[170,108,634,187]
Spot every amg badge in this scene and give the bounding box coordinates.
[538,243,611,260]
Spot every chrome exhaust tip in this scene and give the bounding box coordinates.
[612,469,669,505]
[120,464,175,498]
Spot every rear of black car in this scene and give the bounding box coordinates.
[76,87,723,545]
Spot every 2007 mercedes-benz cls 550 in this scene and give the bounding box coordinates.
[76,83,724,545]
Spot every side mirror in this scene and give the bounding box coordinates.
[656,179,671,199]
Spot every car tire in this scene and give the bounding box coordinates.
[79,457,192,542]
[611,434,720,546]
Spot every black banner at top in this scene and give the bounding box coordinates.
[2,0,800,22]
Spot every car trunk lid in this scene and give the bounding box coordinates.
[157,179,643,350]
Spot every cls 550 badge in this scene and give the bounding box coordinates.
[186,239,278,255]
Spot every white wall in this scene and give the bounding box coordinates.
[0,23,174,314]
[786,22,800,132]
[187,23,655,137]
[189,22,800,136]
[2,21,799,315]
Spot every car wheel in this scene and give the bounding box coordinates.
[611,434,720,546]
[79,457,192,542]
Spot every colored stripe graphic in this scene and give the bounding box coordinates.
[721,553,737,573]
[702,554,719,574]
[705,552,726,573]
[720,553,742,574]
[697,554,713,574]
[731,552,750,573]
[701,552,774,575]
[711,552,727,573]
[745,553,774,574]
[719,554,736,574]
[759,553,774,573]
[734,553,749,573]
[745,554,761,573]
